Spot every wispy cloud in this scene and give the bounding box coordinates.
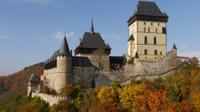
[179,50,200,59]
[109,33,121,39]
[13,0,65,6]
[0,35,9,39]
[54,31,75,41]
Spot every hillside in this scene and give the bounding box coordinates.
[0,62,44,101]
[0,58,199,112]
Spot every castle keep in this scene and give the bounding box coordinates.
[27,1,187,105]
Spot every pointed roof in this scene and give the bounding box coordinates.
[90,19,95,34]
[172,43,177,50]
[77,32,110,49]
[128,35,135,41]
[29,74,40,82]
[75,20,110,50]
[128,1,168,25]
[134,1,167,17]
[59,36,70,56]
[135,52,139,58]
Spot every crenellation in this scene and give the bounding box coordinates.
[27,1,187,106]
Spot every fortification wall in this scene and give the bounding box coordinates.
[79,54,110,71]
[95,49,181,86]
[32,92,67,106]
[73,67,96,88]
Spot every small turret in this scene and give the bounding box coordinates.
[172,43,177,50]
[59,35,71,56]
[128,35,135,57]
[27,74,40,96]
[171,43,177,58]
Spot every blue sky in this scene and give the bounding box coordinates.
[0,0,200,75]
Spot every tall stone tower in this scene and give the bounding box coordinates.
[56,36,72,91]
[128,1,168,61]
[43,36,72,93]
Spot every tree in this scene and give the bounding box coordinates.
[17,97,50,112]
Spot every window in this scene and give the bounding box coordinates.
[144,36,148,44]
[148,28,150,32]
[160,52,162,55]
[145,49,148,55]
[144,22,146,25]
[158,23,160,26]
[151,22,153,25]
[154,37,157,45]
[144,27,146,32]
[154,50,158,55]
[155,28,158,33]
[162,27,166,34]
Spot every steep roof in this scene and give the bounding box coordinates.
[77,32,110,49]
[59,36,70,56]
[72,56,94,67]
[29,74,40,82]
[134,1,167,17]
[172,44,177,50]
[128,35,135,41]
[128,1,168,25]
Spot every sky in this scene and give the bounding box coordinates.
[0,0,200,75]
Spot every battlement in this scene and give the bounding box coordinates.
[95,49,181,87]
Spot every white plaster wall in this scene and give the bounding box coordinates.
[128,20,167,60]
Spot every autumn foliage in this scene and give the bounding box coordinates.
[0,58,200,112]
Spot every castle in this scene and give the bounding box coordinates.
[27,1,188,105]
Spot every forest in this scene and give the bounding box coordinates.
[0,58,199,112]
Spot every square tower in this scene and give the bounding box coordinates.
[128,1,168,61]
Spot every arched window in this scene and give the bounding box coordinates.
[145,49,148,55]
[145,36,148,44]
[144,27,146,32]
[148,28,150,32]
[154,37,157,45]
[160,52,162,55]
[154,50,158,55]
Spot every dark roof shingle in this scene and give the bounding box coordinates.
[78,32,110,49]
[134,1,167,17]
[72,56,94,67]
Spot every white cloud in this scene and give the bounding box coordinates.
[179,50,200,60]
[104,33,121,39]
[0,35,9,39]
[13,0,64,6]
[54,32,75,41]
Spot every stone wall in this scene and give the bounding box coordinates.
[73,67,96,88]
[95,49,184,86]
[32,92,67,106]
[42,55,72,93]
